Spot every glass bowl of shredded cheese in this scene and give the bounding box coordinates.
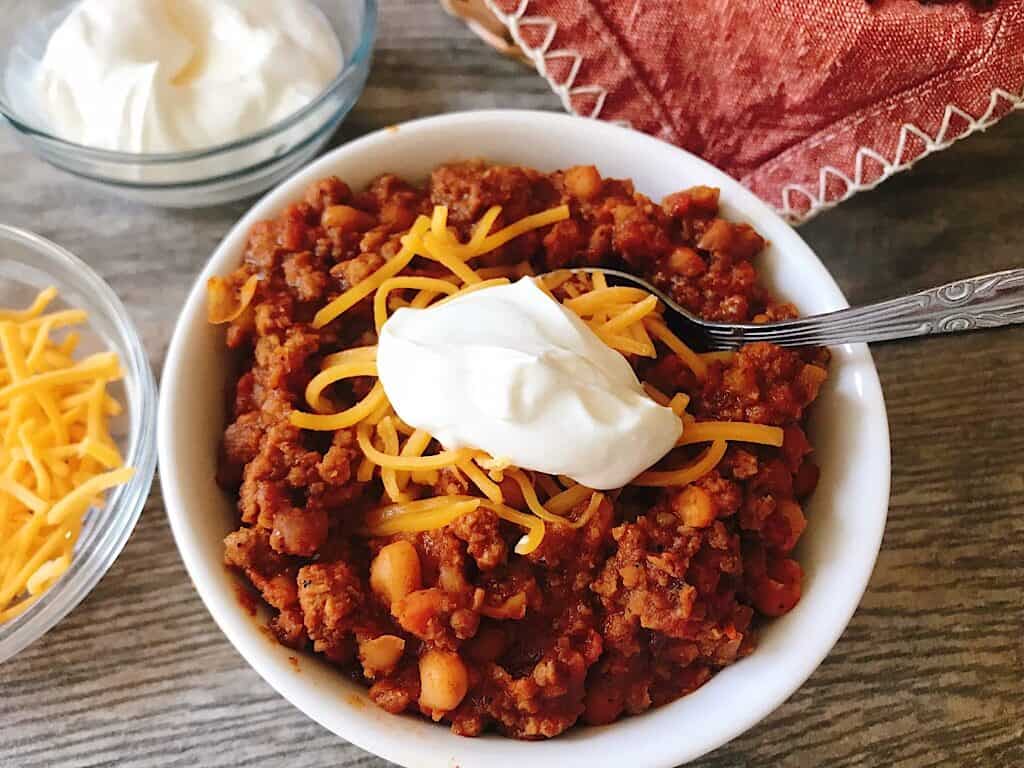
[0,225,157,663]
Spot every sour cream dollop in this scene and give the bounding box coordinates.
[35,0,342,153]
[377,278,682,490]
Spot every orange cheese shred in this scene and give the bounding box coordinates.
[678,421,784,447]
[208,274,259,324]
[0,289,132,623]
[632,440,728,488]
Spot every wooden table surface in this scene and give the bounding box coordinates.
[1,3,1022,766]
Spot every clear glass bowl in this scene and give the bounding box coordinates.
[0,226,157,663]
[0,0,377,207]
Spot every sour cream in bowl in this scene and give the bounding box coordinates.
[378,276,682,490]
[35,0,343,154]
[0,0,377,206]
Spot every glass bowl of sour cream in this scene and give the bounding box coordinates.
[0,0,377,207]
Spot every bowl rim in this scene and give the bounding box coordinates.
[43,107,350,192]
[0,0,378,165]
[158,109,891,767]
[0,225,158,664]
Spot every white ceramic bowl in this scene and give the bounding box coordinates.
[159,110,891,768]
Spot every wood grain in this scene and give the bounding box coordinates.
[0,1,1021,765]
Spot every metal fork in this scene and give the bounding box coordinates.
[555,267,1024,350]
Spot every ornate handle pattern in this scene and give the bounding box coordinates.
[704,269,1024,348]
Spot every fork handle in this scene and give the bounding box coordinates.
[709,268,1024,348]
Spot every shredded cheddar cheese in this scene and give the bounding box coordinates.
[678,421,784,447]
[211,203,795,554]
[207,274,259,324]
[0,289,134,624]
[633,440,729,487]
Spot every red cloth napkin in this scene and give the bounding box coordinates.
[483,0,1024,221]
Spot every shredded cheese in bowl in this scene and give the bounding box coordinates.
[0,287,134,624]
[228,204,786,555]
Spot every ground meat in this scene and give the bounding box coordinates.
[363,174,429,232]
[297,561,366,662]
[304,176,351,212]
[217,164,826,739]
[268,498,328,557]
[218,411,263,488]
[542,219,588,270]
[317,428,360,486]
[449,507,508,571]
[695,343,827,425]
[331,252,385,292]
[223,527,306,647]
[430,162,538,230]
[369,663,420,714]
[611,203,673,270]
[282,251,328,303]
